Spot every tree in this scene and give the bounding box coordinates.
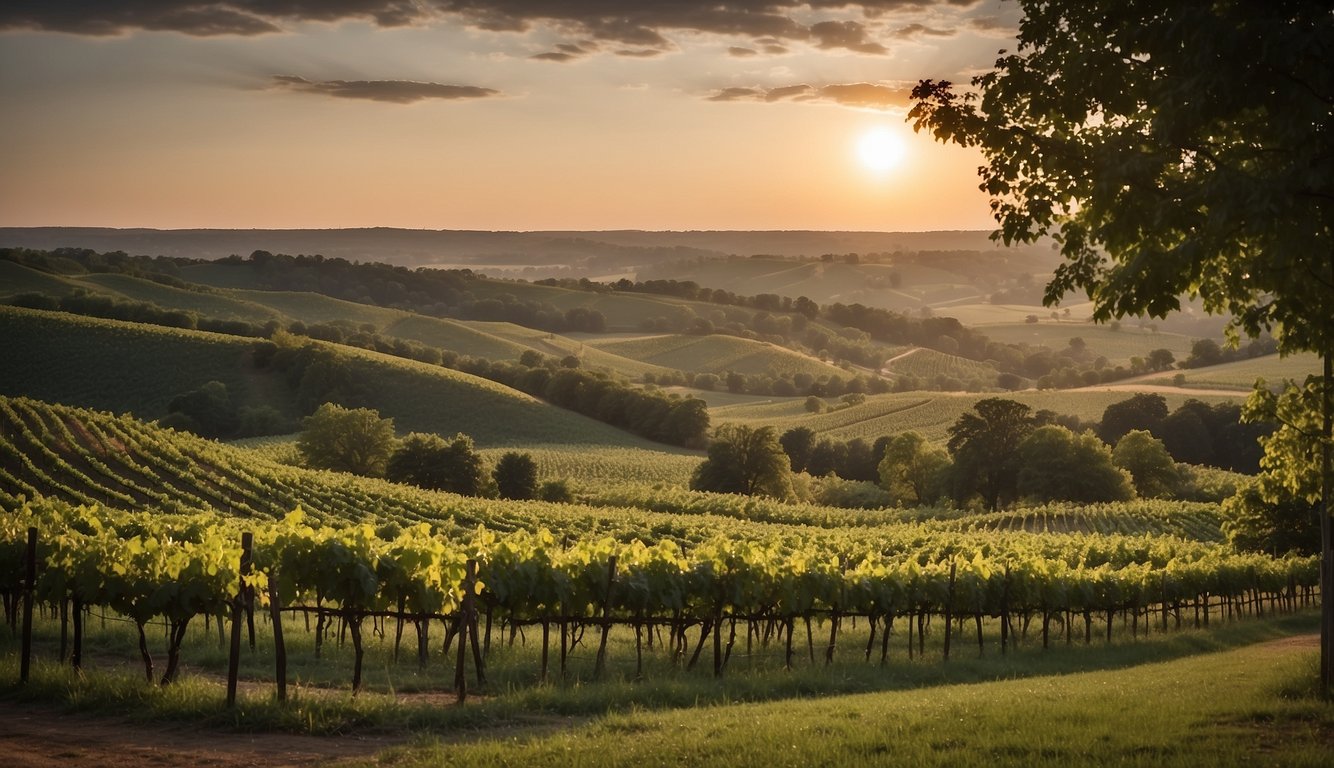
[386,432,486,495]
[163,380,239,439]
[690,424,791,498]
[779,426,817,473]
[910,0,1333,688]
[946,398,1035,510]
[1223,480,1321,558]
[1113,430,1180,499]
[1098,394,1168,445]
[493,451,538,500]
[1016,426,1133,503]
[298,403,396,476]
[1146,348,1176,372]
[878,432,952,507]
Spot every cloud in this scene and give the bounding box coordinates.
[269,75,500,103]
[893,23,955,39]
[728,46,757,57]
[808,20,888,55]
[0,1,955,56]
[706,80,912,110]
[707,86,763,102]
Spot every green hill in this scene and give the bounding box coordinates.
[74,273,286,325]
[711,389,1245,442]
[0,260,92,298]
[881,348,998,385]
[0,306,657,448]
[590,334,846,378]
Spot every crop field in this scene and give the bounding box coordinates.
[476,323,679,378]
[882,348,998,384]
[0,306,271,417]
[713,389,1245,442]
[591,333,846,378]
[478,443,700,488]
[1141,353,1323,391]
[0,307,647,446]
[0,260,92,298]
[227,288,406,329]
[74,273,287,325]
[943,302,1097,326]
[982,322,1201,363]
[380,315,534,359]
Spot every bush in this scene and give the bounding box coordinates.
[493,451,538,500]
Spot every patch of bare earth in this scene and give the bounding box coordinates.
[0,703,395,768]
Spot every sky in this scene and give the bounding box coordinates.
[0,1,1020,232]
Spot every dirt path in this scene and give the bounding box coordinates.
[0,703,397,768]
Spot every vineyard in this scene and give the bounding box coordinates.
[0,307,657,448]
[0,394,1322,711]
[713,389,1244,442]
[880,348,999,385]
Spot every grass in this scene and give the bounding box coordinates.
[1141,353,1323,391]
[0,260,94,298]
[0,307,649,448]
[712,389,1246,442]
[591,334,845,378]
[982,322,1200,366]
[73,273,287,325]
[383,619,1330,767]
[2,607,1325,766]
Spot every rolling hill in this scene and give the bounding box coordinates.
[0,306,665,448]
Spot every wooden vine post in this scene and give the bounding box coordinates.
[268,578,287,702]
[19,527,36,684]
[942,560,957,662]
[594,555,617,679]
[455,559,477,703]
[226,531,253,708]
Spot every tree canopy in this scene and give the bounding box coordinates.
[691,424,792,498]
[947,398,1035,511]
[910,0,1333,689]
[298,403,396,477]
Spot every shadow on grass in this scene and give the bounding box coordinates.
[0,611,1320,737]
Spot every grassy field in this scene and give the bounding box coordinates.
[0,260,94,297]
[3,608,1324,767]
[0,307,652,447]
[882,348,998,384]
[1141,353,1324,391]
[591,333,847,378]
[982,321,1200,364]
[376,618,1330,768]
[712,389,1245,442]
[73,273,287,325]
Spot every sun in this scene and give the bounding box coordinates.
[857,127,906,174]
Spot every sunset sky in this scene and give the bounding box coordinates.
[0,1,1019,232]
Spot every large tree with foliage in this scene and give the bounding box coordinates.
[298,403,396,477]
[947,398,1035,511]
[691,424,792,498]
[877,431,952,507]
[386,432,487,496]
[1017,426,1134,504]
[493,451,539,500]
[910,0,1333,689]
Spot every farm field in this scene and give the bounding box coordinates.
[590,333,847,378]
[0,307,650,447]
[982,322,1200,364]
[711,388,1244,442]
[1140,353,1324,391]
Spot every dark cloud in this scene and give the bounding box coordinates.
[531,41,592,62]
[270,75,499,103]
[816,82,911,108]
[707,81,911,110]
[0,1,959,56]
[614,48,664,58]
[808,20,888,55]
[707,87,762,102]
[893,23,954,39]
[728,46,757,57]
